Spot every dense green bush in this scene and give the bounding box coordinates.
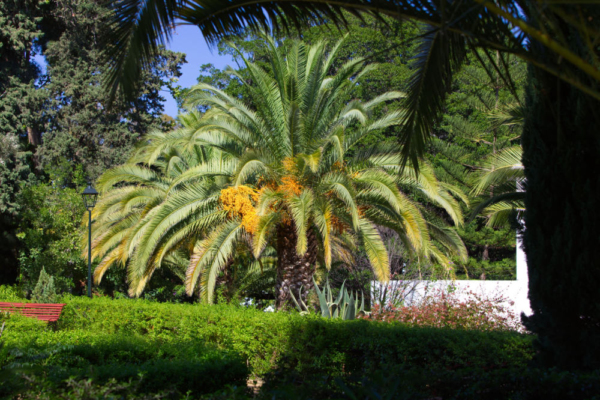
[53,296,532,376]
[2,296,596,399]
[16,183,89,295]
[0,312,248,398]
[0,285,27,302]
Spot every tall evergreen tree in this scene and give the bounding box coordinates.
[0,0,185,284]
[38,0,185,184]
[521,27,600,369]
[0,0,47,283]
[0,0,44,148]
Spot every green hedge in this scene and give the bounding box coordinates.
[1,296,541,398]
[55,296,533,375]
[0,311,248,398]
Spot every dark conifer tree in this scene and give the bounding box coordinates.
[0,0,185,283]
[521,22,600,369]
[38,0,185,184]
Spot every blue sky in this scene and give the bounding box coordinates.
[163,24,234,117]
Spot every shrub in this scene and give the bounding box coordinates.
[364,287,523,331]
[0,297,539,399]
[0,285,27,302]
[16,184,88,295]
[31,267,57,303]
[52,296,532,376]
[0,310,248,398]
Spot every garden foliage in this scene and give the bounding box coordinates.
[0,297,529,397]
[2,297,600,398]
[0,312,247,398]
[0,0,184,285]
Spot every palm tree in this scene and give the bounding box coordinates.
[94,36,467,307]
[470,146,524,228]
[184,36,467,308]
[101,0,600,368]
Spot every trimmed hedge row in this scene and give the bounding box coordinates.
[4,296,600,399]
[6,296,568,399]
[55,296,533,376]
[3,296,600,399]
[0,312,247,398]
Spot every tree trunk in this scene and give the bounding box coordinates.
[214,259,234,303]
[521,22,600,369]
[481,244,489,261]
[27,126,40,146]
[275,221,318,310]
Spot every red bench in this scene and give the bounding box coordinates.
[0,302,66,322]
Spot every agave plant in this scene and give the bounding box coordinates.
[290,277,368,320]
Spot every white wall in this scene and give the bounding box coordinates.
[372,239,531,318]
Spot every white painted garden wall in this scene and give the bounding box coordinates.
[372,239,531,318]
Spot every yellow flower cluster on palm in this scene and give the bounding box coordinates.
[219,186,260,235]
[279,176,303,197]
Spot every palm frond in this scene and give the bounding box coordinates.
[253,212,280,258]
[357,217,389,282]
[288,189,314,255]
[427,222,468,263]
[103,0,179,101]
[313,199,333,269]
[471,146,523,196]
[469,191,525,225]
[185,221,244,302]
[401,26,467,169]
[97,165,167,192]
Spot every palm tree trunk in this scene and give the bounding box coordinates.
[214,258,234,303]
[275,221,318,310]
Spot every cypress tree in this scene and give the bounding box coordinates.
[31,267,57,303]
[521,14,600,369]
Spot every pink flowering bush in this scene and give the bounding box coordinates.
[364,288,523,332]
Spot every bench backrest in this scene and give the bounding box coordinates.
[0,302,66,322]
